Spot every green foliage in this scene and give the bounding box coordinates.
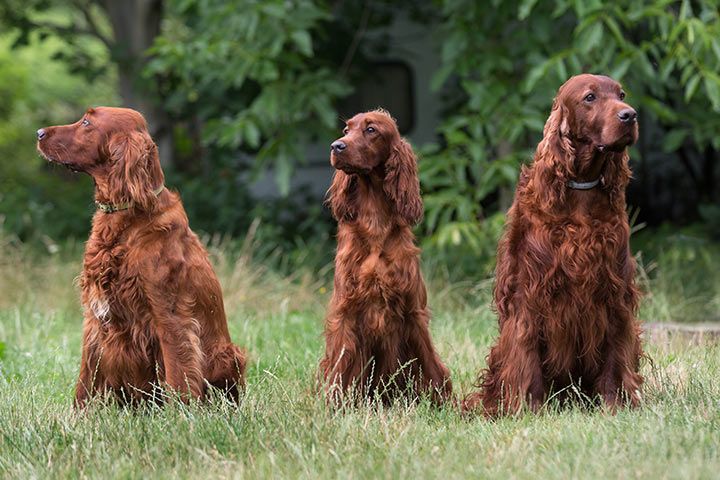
[422,0,720,259]
[698,203,720,239]
[1,0,718,273]
[0,30,116,243]
[0,0,112,81]
[147,0,350,195]
[633,224,720,322]
[168,164,336,268]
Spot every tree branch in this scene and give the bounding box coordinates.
[339,1,372,77]
[13,1,114,49]
[676,147,699,188]
[75,0,113,49]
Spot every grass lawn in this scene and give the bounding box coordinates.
[0,239,719,479]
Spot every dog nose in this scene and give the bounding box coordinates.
[617,108,637,124]
[331,140,346,153]
[37,128,46,140]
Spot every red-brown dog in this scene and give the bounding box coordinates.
[464,74,643,416]
[320,109,452,405]
[37,107,246,405]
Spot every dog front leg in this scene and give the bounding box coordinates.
[406,309,452,404]
[320,313,366,404]
[155,314,205,402]
[595,310,643,411]
[466,313,545,417]
[75,315,106,407]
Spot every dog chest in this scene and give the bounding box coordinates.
[543,220,628,285]
[81,239,148,326]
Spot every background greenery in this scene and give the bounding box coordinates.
[0,0,718,271]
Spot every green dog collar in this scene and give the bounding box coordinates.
[95,185,165,213]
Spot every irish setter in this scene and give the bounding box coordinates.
[320,109,452,405]
[37,107,246,405]
[464,74,644,416]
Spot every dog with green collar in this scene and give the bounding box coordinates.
[37,106,247,406]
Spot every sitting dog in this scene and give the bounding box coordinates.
[37,107,246,405]
[464,74,644,416]
[320,109,452,405]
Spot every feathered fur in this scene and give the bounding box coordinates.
[320,110,451,405]
[464,75,644,416]
[37,107,246,406]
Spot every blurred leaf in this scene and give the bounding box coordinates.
[662,129,688,152]
[518,0,539,20]
[703,75,720,111]
[244,121,261,149]
[685,73,701,102]
[578,20,603,54]
[276,154,292,196]
[290,30,313,56]
[610,57,632,80]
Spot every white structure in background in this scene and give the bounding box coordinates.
[248,14,443,200]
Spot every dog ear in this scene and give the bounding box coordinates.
[384,138,423,226]
[326,169,357,221]
[108,130,164,211]
[532,98,575,208]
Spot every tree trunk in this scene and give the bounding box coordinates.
[100,0,173,168]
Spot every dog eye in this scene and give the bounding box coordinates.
[619,91,626,100]
[584,93,596,103]
[81,119,90,127]
[366,126,376,133]
[342,127,349,135]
